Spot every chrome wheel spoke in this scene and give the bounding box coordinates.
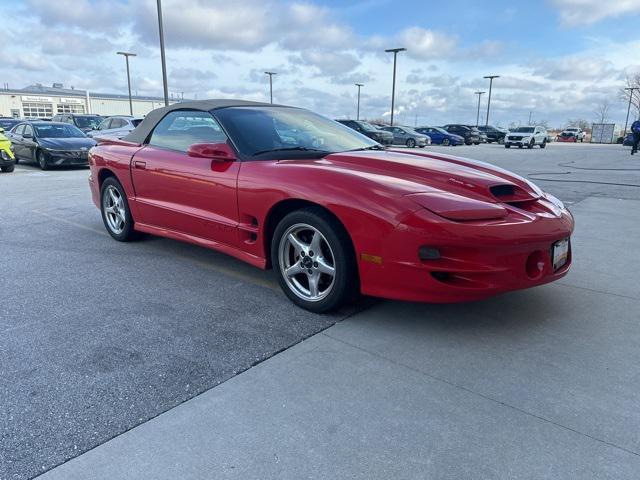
[285,262,304,278]
[308,273,320,297]
[309,231,322,255]
[287,233,308,255]
[316,257,335,276]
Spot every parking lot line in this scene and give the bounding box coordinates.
[30,208,281,293]
[31,209,107,235]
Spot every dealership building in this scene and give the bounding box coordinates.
[0,84,180,119]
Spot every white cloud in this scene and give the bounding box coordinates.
[549,0,640,26]
[398,27,458,60]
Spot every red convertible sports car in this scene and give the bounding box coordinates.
[88,100,573,312]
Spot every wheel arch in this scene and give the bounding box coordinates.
[262,198,358,276]
[97,167,117,188]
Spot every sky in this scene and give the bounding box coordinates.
[1,0,640,128]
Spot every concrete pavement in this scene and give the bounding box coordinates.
[39,195,640,478]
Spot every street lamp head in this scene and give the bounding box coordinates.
[355,83,364,87]
[116,51,137,57]
[483,75,499,79]
[385,47,407,53]
[475,91,486,95]
[264,71,277,76]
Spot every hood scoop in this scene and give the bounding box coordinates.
[489,184,536,203]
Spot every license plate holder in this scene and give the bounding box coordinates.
[552,239,569,270]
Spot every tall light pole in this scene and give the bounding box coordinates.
[355,83,364,120]
[385,47,406,126]
[264,72,277,103]
[483,75,499,126]
[116,51,136,115]
[156,0,169,106]
[623,87,639,136]
[474,91,485,127]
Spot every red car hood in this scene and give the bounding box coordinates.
[319,149,541,204]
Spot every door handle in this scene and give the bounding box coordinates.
[134,161,146,170]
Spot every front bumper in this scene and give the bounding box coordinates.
[42,150,89,166]
[358,199,574,303]
[504,137,531,146]
[0,148,14,166]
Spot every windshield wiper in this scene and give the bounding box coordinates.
[345,145,388,152]
[252,146,329,156]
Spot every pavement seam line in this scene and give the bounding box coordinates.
[32,302,374,478]
[320,330,640,459]
[557,282,639,301]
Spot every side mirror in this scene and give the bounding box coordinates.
[187,142,236,162]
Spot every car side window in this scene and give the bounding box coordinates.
[14,124,24,135]
[148,110,228,152]
[23,125,33,137]
[98,119,111,130]
[111,118,125,129]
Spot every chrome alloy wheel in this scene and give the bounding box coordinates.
[278,223,336,302]
[102,185,126,234]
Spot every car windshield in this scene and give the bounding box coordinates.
[566,128,578,131]
[357,121,378,132]
[214,106,377,157]
[74,116,103,129]
[514,127,535,133]
[34,124,85,138]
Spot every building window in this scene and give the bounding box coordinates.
[22,102,53,118]
[57,104,85,114]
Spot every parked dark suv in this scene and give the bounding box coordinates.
[51,114,104,133]
[442,124,480,145]
[336,120,394,145]
[477,125,507,144]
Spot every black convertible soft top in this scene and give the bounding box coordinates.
[123,99,284,144]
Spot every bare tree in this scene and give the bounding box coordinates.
[619,74,640,115]
[567,118,590,131]
[594,100,612,124]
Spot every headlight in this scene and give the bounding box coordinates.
[407,191,508,221]
[522,137,530,141]
[1,150,10,160]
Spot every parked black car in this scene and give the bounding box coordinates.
[336,119,394,145]
[477,125,507,144]
[7,121,96,169]
[442,124,480,145]
[51,113,104,133]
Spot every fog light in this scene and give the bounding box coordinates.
[419,246,441,260]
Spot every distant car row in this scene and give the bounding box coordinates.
[0,113,145,172]
[336,120,514,147]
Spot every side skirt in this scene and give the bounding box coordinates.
[134,222,267,270]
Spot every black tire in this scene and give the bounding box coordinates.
[442,138,450,146]
[540,140,547,149]
[498,136,505,145]
[406,138,416,148]
[271,207,357,313]
[100,177,139,242]
[36,150,49,170]
[527,140,534,149]
[1,163,15,173]
[518,145,523,149]
[505,144,511,148]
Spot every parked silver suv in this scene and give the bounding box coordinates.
[504,126,548,149]
[87,116,143,139]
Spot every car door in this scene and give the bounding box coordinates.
[10,124,25,159]
[130,110,241,246]
[21,124,38,161]
[427,128,443,143]
[392,127,405,144]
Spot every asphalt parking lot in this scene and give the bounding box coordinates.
[2,142,640,479]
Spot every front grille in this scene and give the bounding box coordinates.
[507,136,520,141]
